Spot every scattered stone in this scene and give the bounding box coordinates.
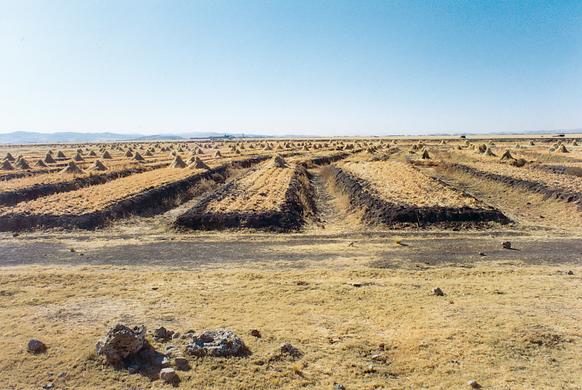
[153,326,174,342]
[160,367,180,385]
[334,384,346,390]
[96,324,146,366]
[161,356,171,368]
[27,339,47,354]
[250,329,262,338]
[174,357,190,371]
[502,241,512,249]
[468,379,482,388]
[185,329,246,357]
[432,287,445,296]
[279,342,303,358]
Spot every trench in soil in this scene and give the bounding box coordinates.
[303,167,362,233]
[417,164,582,231]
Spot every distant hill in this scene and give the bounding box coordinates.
[0,131,139,144]
[0,131,268,144]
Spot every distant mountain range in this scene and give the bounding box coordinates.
[0,129,580,144]
[0,131,267,144]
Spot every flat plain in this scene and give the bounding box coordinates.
[0,136,580,389]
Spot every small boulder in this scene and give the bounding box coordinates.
[279,342,303,358]
[432,287,445,296]
[27,339,47,354]
[184,329,245,357]
[153,326,174,342]
[96,324,146,366]
[160,367,180,385]
[174,357,190,371]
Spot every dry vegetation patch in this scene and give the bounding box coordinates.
[0,166,212,216]
[0,262,580,389]
[338,160,480,208]
[205,162,295,214]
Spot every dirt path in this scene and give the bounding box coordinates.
[304,168,361,234]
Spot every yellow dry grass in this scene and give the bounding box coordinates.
[206,162,294,213]
[0,261,580,390]
[0,166,209,216]
[338,160,480,208]
[459,161,582,194]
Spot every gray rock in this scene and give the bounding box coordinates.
[160,367,179,384]
[174,357,190,371]
[432,287,445,296]
[280,342,303,358]
[153,326,174,341]
[96,324,146,365]
[161,356,171,368]
[27,339,47,354]
[185,329,245,357]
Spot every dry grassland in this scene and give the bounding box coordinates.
[0,261,580,390]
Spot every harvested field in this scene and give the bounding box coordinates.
[1,137,582,390]
[329,160,508,227]
[340,160,480,208]
[175,160,315,231]
[0,155,268,231]
[445,162,582,208]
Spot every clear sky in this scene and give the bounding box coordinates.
[0,0,581,136]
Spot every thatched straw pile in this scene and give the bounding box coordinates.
[271,155,288,168]
[60,161,84,174]
[189,156,210,169]
[170,155,187,168]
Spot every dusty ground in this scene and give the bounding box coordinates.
[0,228,581,390]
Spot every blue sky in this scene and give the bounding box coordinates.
[0,0,580,136]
